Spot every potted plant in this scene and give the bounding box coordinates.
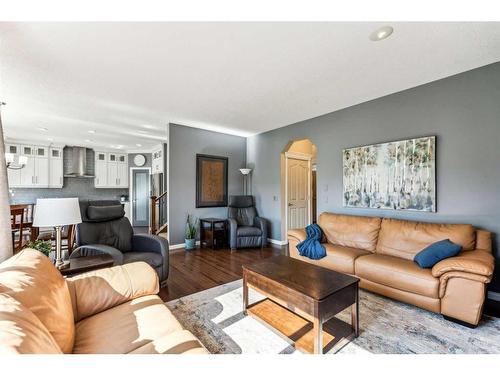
[185,214,198,250]
[24,239,52,257]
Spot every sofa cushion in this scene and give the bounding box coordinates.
[318,213,381,252]
[291,244,369,274]
[123,252,163,268]
[414,239,462,268]
[129,330,208,354]
[376,218,475,261]
[73,295,183,354]
[237,226,262,237]
[0,293,62,354]
[0,249,75,353]
[355,254,439,298]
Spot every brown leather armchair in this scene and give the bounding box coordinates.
[0,249,207,354]
[288,213,495,327]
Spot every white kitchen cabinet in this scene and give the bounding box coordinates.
[6,143,57,189]
[95,151,128,188]
[49,147,63,188]
[20,156,36,186]
[7,167,21,187]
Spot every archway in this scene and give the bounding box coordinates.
[280,138,317,242]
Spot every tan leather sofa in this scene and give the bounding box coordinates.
[288,213,495,327]
[0,249,208,354]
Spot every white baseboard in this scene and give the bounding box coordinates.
[169,240,201,250]
[488,291,500,302]
[268,238,288,246]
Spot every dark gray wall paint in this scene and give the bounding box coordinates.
[247,62,500,265]
[169,124,247,245]
[9,148,128,203]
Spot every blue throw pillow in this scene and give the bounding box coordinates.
[414,239,462,268]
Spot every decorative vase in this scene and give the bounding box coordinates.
[185,238,196,250]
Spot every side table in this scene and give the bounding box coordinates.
[200,218,227,249]
[60,254,114,277]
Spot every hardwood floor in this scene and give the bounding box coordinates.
[159,246,285,302]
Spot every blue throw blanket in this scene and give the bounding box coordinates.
[297,224,326,260]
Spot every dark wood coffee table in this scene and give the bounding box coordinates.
[60,254,114,277]
[242,255,359,354]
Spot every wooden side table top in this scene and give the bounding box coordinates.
[60,254,114,277]
[199,218,227,224]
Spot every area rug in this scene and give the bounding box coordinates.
[165,279,500,354]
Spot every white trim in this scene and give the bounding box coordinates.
[166,124,170,244]
[268,238,288,246]
[284,151,312,235]
[169,240,201,250]
[488,291,500,302]
[129,167,151,227]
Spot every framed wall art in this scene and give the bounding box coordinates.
[343,136,436,212]
[196,154,229,208]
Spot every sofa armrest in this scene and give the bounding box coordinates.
[66,262,159,322]
[131,234,169,282]
[70,244,124,265]
[432,250,495,279]
[287,228,307,243]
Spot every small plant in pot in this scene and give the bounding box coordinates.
[185,214,198,250]
[24,239,52,257]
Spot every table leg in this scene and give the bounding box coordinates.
[210,222,215,249]
[351,286,359,337]
[313,316,323,354]
[242,271,248,315]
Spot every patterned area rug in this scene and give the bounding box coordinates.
[166,280,500,354]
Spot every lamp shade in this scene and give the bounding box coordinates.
[33,198,82,227]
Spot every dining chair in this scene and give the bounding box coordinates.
[11,208,26,252]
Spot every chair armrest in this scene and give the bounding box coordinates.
[287,228,307,243]
[132,234,169,281]
[254,217,268,242]
[132,234,168,257]
[69,244,124,265]
[228,218,238,249]
[432,250,495,279]
[66,262,159,322]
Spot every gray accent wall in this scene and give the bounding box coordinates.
[169,124,247,245]
[247,62,500,264]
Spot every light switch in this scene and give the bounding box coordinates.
[323,184,328,192]
[273,195,278,201]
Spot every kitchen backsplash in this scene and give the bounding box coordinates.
[9,176,128,204]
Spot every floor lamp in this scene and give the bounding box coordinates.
[239,168,252,195]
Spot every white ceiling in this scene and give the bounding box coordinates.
[1,22,500,150]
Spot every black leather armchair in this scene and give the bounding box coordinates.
[70,200,169,284]
[227,195,267,250]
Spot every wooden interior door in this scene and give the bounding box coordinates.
[287,157,310,229]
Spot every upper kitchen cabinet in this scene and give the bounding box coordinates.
[6,143,63,189]
[95,151,128,188]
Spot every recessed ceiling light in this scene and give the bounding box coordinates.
[37,127,48,131]
[88,130,96,134]
[136,143,142,147]
[47,137,54,141]
[137,130,148,134]
[85,139,93,143]
[369,26,394,42]
[142,125,155,129]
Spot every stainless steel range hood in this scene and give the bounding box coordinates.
[63,146,95,178]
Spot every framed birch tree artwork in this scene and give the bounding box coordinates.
[343,136,436,212]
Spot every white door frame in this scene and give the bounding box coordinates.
[284,151,312,235]
[129,167,152,226]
